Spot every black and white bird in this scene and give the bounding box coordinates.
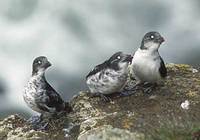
[131,31,167,92]
[23,56,71,128]
[86,52,133,101]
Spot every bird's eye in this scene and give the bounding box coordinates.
[150,35,154,39]
[117,56,121,59]
[38,60,41,64]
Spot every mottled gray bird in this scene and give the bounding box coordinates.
[131,31,167,92]
[23,56,71,128]
[86,52,133,101]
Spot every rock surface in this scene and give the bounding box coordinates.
[0,64,200,140]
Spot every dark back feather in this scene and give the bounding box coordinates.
[86,60,109,79]
[45,83,65,112]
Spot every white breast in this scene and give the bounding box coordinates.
[132,48,161,83]
[23,75,45,113]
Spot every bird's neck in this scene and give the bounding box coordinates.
[138,48,159,59]
[32,69,46,78]
[148,48,159,56]
[140,41,160,54]
[118,63,128,72]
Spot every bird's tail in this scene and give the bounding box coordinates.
[64,102,73,113]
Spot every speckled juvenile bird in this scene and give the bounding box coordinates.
[23,56,71,126]
[131,31,167,92]
[86,52,133,101]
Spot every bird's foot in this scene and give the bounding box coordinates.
[143,83,157,94]
[99,94,112,102]
[124,81,143,92]
[119,89,137,96]
[89,93,111,102]
[27,114,50,131]
[119,91,131,96]
[143,87,153,94]
[27,115,42,124]
[31,121,49,131]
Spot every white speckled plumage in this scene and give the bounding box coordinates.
[86,68,128,94]
[23,56,66,116]
[86,52,132,95]
[23,70,54,114]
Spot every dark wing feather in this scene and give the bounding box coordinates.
[159,57,167,78]
[86,60,109,79]
[36,83,65,113]
[45,84,65,112]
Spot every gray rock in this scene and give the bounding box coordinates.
[78,125,144,140]
[0,64,200,140]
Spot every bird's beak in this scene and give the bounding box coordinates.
[160,37,165,44]
[45,61,52,68]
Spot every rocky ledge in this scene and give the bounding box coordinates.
[0,64,200,140]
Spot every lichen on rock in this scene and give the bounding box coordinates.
[0,114,49,140]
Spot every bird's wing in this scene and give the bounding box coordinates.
[36,84,65,113]
[159,57,167,78]
[86,60,108,79]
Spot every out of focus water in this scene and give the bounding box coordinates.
[0,0,200,118]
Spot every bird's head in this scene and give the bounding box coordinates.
[108,52,133,70]
[140,31,165,51]
[32,56,52,75]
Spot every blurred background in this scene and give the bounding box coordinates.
[0,0,200,118]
